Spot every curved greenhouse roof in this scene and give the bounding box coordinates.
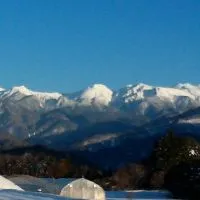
[0,176,23,191]
[60,178,105,200]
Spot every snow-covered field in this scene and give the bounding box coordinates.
[0,189,173,200]
[0,190,70,200]
[1,175,173,199]
[106,191,172,199]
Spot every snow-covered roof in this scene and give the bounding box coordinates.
[60,178,105,200]
[0,176,23,191]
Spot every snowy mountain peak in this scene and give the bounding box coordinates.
[0,87,5,92]
[10,85,32,95]
[114,83,153,103]
[176,83,197,89]
[132,83,152,89]
[175,83,200,98]
[79,83,113,106]
[90,83,111,90]
[8,86,62,99]
[153,87,194,100]
[0,85,63,109]
[114,83,197,105]
[126,84,133,88]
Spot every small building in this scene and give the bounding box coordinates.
[60,178,105,200]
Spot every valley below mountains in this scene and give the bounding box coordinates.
[0,82,200,168]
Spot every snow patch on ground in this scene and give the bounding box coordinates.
[178,117,200,124]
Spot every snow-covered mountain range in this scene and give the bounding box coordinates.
[0,82,200,140]
[1,83,200,111]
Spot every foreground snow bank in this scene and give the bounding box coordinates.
[0,176,23,191]
[106,190,173,199]
[0,190,71,200]
[0,189,174,200]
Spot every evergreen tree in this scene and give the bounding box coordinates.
[152,130,200,171]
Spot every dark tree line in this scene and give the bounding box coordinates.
[0,145,104,179]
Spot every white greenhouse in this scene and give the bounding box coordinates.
[60,178,105,200]
[0,176,23,191]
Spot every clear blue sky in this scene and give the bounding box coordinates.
[0,0,199,92]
